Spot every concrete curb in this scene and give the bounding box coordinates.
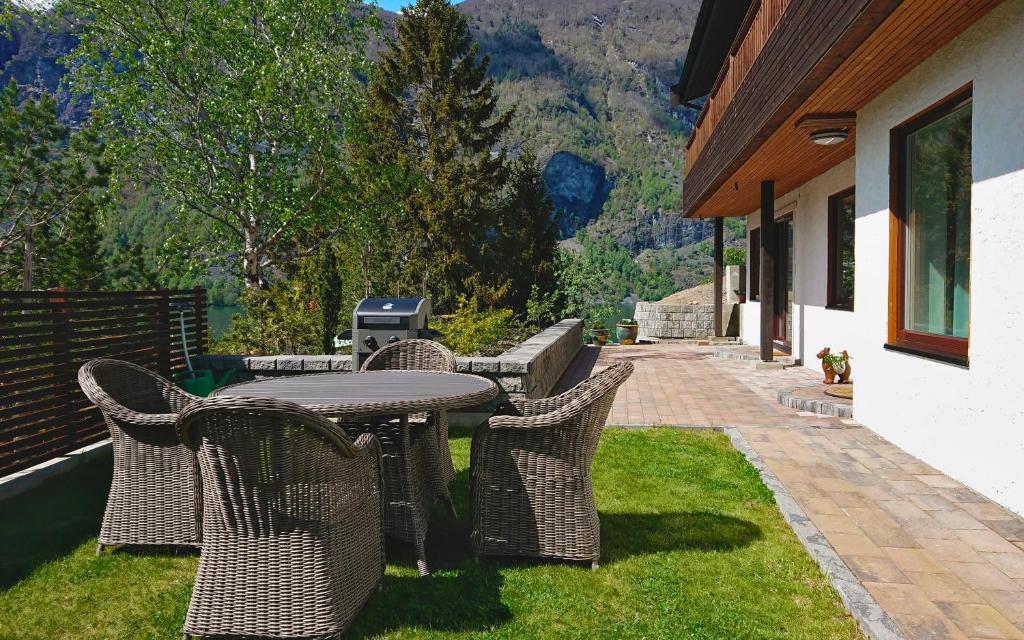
[778,386,855,418]
[0,439,111,502]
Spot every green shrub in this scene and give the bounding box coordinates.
[724,247,746,267]
[212,282,321,355]
[433,297,529,357]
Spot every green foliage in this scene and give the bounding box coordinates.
[485,149,560,311]
[0,80,108,290]
[213,281,321,356]
[432,296,528,357]
[724,247,746,267]
[525,284,559,330]
[67,0,375,288]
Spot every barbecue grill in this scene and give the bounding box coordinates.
[348,297,433,370]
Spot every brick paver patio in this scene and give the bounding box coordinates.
[558,343,1024,640]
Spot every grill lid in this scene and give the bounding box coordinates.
[354,297,427,317]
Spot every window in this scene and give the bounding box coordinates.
[889,87,972,363]
[827,187,855,310]
[749,227,760,301]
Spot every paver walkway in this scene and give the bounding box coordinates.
[558,343,1024,640]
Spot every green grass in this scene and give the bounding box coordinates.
[0,429,862,639]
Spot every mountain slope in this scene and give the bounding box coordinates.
[461,0,707,249]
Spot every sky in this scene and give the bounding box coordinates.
[374,0,464,11]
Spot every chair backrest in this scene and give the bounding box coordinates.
[176,397,363,537]
[78,358,192,419]
[360,339,457,373]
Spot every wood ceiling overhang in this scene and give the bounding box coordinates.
[682,0,1006,219]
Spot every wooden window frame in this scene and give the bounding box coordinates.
[827,186,855,311]
[749,227,760,301]
[886,85,972,366]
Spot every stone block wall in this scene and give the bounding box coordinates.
[635,302,713,338]
[634,301,740,339]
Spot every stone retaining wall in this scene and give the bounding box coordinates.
[634,301,740,339]
[196,318,584,427]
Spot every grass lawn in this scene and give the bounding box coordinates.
[0,428,862,639]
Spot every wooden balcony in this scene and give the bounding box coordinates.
[685,0,791,168]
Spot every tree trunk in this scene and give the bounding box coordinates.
[243,227,263,289]
[22,225,34,291]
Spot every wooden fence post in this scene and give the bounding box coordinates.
[157,290,171,377]
[49,292,75,451]
[193,287,206,356]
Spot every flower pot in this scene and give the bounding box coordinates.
[616,323,639,345]
[590,328,609,346]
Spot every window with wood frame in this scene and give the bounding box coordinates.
[749,227,760,301]
[888,86,972,364]
[827,187,855,310]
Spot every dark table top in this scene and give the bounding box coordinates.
[212,370,499,416]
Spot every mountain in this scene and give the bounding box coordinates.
[1,1,739,298]
[460,0,705,245]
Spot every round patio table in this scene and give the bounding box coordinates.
[212,370,497,417]
[212,370,498,576]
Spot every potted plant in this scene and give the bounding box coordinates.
[616,318,639,345]
[589,319,609,346]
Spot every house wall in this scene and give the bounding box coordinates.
[741,0,1024,514]
[741,158,857,368]
[852,0,1024,514]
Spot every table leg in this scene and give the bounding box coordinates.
[400,414,430,577]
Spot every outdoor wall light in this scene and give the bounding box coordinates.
[809,128,849,145]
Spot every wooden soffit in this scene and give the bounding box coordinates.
[683,0,1006,219]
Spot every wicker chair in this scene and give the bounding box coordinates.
[470,360,634,569]
[361,339,459,508]
[176,397,385,640]
[78,358,201,552]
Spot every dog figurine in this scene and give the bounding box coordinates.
[816,347,852,384]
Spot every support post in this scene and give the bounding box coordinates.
[760,181,776,362]
[713,216,723,337]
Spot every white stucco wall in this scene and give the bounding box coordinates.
[852,0,1024,514]
[741,158,858,368]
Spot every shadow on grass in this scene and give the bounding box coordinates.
[345,563,509,638]
[600,511,762,564]
[0,452,111,589]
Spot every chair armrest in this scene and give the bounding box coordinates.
[104,407,179,427]
[488,399,588,430]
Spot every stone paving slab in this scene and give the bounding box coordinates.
[557,344,1024,640]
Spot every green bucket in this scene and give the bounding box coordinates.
[174,370,215,397]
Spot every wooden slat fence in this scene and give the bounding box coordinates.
[0,289,206,476]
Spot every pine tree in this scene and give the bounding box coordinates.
[488,150,560,312]
[361,0,514,311]
[53,198,108,290]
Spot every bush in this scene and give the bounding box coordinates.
[212,282,321,355]
[432,297,529,357]
[724,247,746,267]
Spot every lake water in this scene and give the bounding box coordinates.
[207,304,243,340]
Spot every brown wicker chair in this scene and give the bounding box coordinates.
[469,360,634,569]
[78,358,201,553]
[361,339,459,508]
[176,396,385,640]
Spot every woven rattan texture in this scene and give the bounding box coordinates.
[176,396,385,639]
[78,358,202,550]
[470,361,634,565]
